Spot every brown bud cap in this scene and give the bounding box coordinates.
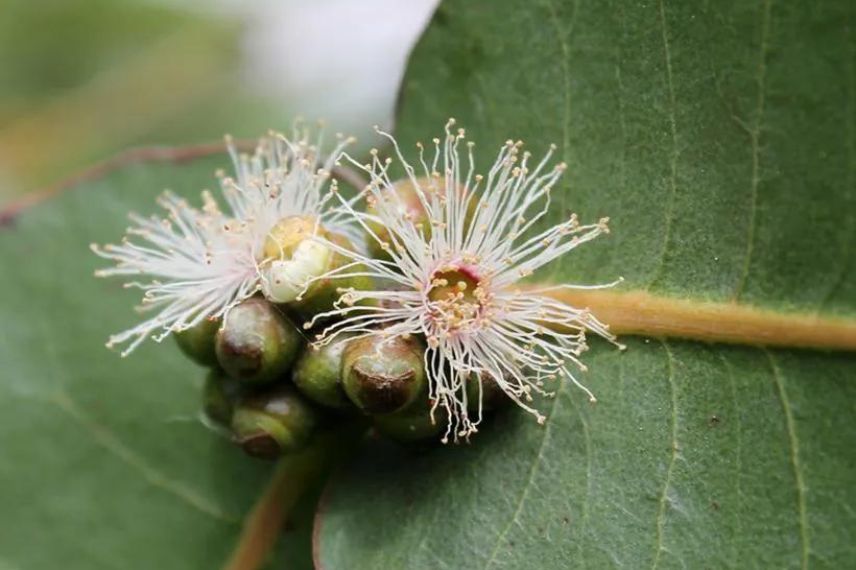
[341,335,426,415]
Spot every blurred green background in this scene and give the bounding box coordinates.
[0,0,437,205]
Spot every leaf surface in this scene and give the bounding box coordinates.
[315,0,856,568]
[1,1,855,567]
[0,155,313,569]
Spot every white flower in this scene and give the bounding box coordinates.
[307,119,624,442]
[91,127,354,356]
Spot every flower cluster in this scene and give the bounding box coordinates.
[93,120,622,447]
[91,127,354,355]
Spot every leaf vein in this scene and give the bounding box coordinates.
[651,340,679,570]
[648,0,680,289]
[766,350,810,570]
[733,0,772,301]
[51,391,236,524]
[573,399,593,568]
[717,351,743,567]
[544,0,578,164]
[482,385,563,570]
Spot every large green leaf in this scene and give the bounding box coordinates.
[318,342,856,568]
[315,0,856,568]
[388,0,856,313]
[0,157,317,569]
[1,1,854,568]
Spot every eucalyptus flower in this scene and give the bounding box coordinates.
[91,127,356,356]
[306,120,624,442]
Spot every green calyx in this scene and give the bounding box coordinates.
[202,369,243,427]
[292,337,353,410]
[366,177,476,261]
[366,178,429,261]
[341,335,426,415]
[374,404,443,443]
[174,318,220,366]
[373,372,507,444]
[215,297,302,386]
[373,375,445,444]
[230,386,320,459]
[465,372,509,412]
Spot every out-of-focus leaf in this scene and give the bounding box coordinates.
[0,156,313,569]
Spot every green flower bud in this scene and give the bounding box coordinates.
[367,178,428,261]
[258,215,374,317]
[202,368,242,426]
[466,372,509,412]
[341,335,426,415]
[260,215,334,305]
[374,404,443,443]
[292,337,352,410]
[231,386,320,459]
[215,298,302,385]
[366,177,476,261]
[174,318,220,366]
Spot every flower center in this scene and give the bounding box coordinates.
[426,265,488,333]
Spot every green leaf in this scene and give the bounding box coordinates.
[2,1,854,566]
[391,0,856,315]
[318,341,856,568]
[0,157,315,569]
[315,0,856,568]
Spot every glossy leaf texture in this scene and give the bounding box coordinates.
[315,0,856,568]
[0,157,315,569]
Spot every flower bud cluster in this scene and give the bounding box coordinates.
[178,293,502,459]
[97,121,617,451]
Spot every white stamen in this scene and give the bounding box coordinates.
[312,121,622,442]
[93,124,354,354]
